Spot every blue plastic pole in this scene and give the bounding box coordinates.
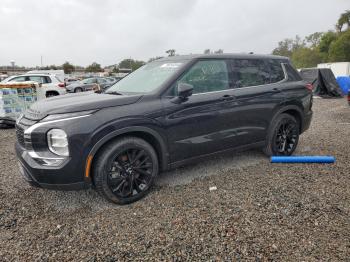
[271,156,335,163]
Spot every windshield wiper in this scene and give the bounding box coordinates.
[105,91,123,95]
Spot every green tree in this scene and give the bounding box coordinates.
[148,56,163,62]
[305,32,324,48]
[336,10,350,32]
[118,59,145,71]
[85,62,103,73]
[272,35,305,57]
[203,49,211,54]
[291,47,322,68]
[166,49,176,56]
[328,30,350,62]
[318,31,338,53]
[214,49,224,54]
[62,62,75,74]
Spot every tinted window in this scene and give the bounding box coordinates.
[269,60,285,83]
[178,60,229,94]
[45,76,52,83]
[231,59,270,88]
[9,76,26,82]
[28,76,48,84]
[284,63,302,81]
[97,78,107,84]
[83,78,96,84]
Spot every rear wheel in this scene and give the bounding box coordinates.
[46,91,59,97]
[93,137,159,204]
[74,87,83,93]
[263,113,300,156]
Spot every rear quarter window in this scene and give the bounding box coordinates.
[268,59,285,83]
[284,63,302,81]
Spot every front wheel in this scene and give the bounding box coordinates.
[93,137,159,204]
[263,113,300,156]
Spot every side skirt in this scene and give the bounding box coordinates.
[167,141,265,170]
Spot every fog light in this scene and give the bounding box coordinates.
[28,151,65,167]
[47,129,69,156]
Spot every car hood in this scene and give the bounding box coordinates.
[29,92,143,116]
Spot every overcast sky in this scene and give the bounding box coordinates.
[0,0,348,67]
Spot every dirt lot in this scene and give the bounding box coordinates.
[0,98,349,261]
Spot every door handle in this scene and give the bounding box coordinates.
[272,87,281,93]
[222,94,235,101]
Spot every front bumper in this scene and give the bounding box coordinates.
[15,142,90,191]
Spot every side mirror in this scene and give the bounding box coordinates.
[177,83,193,99]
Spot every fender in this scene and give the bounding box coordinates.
[270,103,304,132]
[84,126,169,181]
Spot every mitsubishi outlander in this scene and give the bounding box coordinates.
[15,54,313,204]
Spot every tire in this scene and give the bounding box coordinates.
[93,137,159,204]
[75,87,83,93]
[263,113,300,156]
[46,91,59,97]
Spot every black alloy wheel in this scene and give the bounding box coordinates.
[93,137,158,204]
[107,148,154,198]
[263,113,300,156]
[272,118,299,155]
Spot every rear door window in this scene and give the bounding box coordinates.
[28,76,48,84]
[231,59,270,88]
[178,60,230,94]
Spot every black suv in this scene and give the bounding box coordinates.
[15,54,313,204]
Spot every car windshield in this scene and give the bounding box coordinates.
[105,61,185,94]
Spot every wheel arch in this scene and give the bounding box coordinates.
[45,90,59,97]
[86,126,169,181]
[272,105,303,133]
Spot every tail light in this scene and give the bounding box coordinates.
[305,83,313,91]
[58,83,65,88]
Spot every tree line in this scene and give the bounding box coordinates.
[272,10,350,68]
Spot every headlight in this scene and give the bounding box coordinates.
[41,110,96,122]
[47,129,69,156]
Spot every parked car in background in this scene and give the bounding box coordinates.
[65,77,112,93]
[0,74,8,81]
[26,70,65,83]
[1,73,66,97]
[65,78,80,86]
[105,76,123,85]
[15,54,313,204]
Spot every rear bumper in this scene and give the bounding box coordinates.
[15,142,90,191]
[301,110,313,134]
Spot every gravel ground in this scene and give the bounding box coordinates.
[0,98,349,261]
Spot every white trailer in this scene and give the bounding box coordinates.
[317,62,350,77]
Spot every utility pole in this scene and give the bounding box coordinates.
[40,55,43,68]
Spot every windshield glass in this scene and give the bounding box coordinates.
[106,61,185,94]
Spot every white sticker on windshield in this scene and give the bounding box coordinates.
[160,63,182,68]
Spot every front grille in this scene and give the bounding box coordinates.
[16,125,25,147]
[15,116,39,148]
